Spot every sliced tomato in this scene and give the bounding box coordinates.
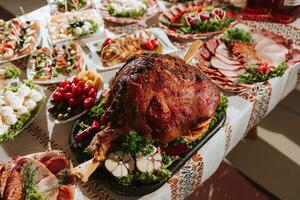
[56,54,65,62]
[3,43,13,48]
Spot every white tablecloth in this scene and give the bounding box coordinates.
[0,4,299,200]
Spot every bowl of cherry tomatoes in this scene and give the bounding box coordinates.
[47,69,103,123]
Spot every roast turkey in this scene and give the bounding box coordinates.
[73,53,221,181]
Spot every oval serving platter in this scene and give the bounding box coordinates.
[69,112,226,196]
[27,42,87,85]
[0,84,45,143]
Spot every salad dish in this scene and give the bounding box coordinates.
[159,1,235,40]
[0,81,45,143]
[27,41,85,84]
[0,150,77,200]
[0,65,20,88]
[49,0,93,14]
[195,23,295,93]
[70,53,227,195]
[87,28,178,70]
[48,9,103,44]
[0,18,40,64]
[99,0,160,25]
[47,69,103,123]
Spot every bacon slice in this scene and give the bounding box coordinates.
[211,57,243,71]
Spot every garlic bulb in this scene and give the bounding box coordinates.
[136,146,162,174]
[105,151,135,177]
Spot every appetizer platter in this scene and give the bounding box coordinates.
[47,69,103,123]
[0,81,45,143]
[0,150,77,200]
[195,23,294,93]
[0,18,40,64]
[48,0,94,14]
[86,28,178,70]
[0,65,20,88]
[48,9,104,44]
[99,0,160,25]
[27,41,86,84]
[70,53,227,195]
[159,1,236,40]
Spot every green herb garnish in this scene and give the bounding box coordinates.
[23,163,48,200]
[209,93,228,129]
[222,28,253,44]
[3,65,20,79]
[121,130,154,156]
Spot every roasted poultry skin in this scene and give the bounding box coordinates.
[73,53,221,181]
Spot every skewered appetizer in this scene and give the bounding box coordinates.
[48,70,103,121]
[28,42,84,82]
[70,54,227,186]
[0,150,76,200]
[159,4,235,39]
[56,0,88,12]
[0,18,40,62]
[100,0,159,24]
[49,10,102,43]
[0,81,44,142]
[0,65,20,87]
[195,25,291,92]
[98,30,162,67]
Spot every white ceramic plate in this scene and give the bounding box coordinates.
[0,21,41,65]
[48,9,104,45]
[47,82,104,124]
[86,27,179,71]
[26,43,87,85]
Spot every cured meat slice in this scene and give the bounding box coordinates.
[255,38,277,52]
[200,46,212,60]
[36,175,59,200]
[215,43,230,58]
[205,39,219,55]
[211,57,243,71]
[214,53,240,65]
[3,169,24,200]
[257,44,288,55]
[230,41,261,67]
[57,185,75,200]
[0,167,8,198]
[258,52,287,67]
[44,156,70,175]
[217,68,246,77]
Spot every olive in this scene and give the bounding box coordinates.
[48,106,56,113]
[57,113,64,120]
[62,45,66,49]
[26,21,30,24]
[36,45,41,49]
[64,113,70,119]
[67,107,72,113]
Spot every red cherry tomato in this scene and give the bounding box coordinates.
[150,39,157,48]
[3,43,12,48]
[64,84,73,92]
[52,92,64,102]
[83,97,95,109]
[83,85,92,95]
[72,77,80,83]
[68,98,80,107]
[59,80,70,88]
[77,80,85,89]
[64,92,73,100]
[79,95,87,102]
[88,88,96,98]
[103,38,112,47]
[71,85,82,97]
[57,87,66,94]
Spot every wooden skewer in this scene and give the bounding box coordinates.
[19,6,28,21]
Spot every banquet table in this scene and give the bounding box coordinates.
[0,2,300,200]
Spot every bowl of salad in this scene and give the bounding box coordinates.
[0,80,45,143]
[159,0,237,40]
[99,0,160,25]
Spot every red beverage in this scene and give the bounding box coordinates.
[271,0,300,23]
[243,0,273,20]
